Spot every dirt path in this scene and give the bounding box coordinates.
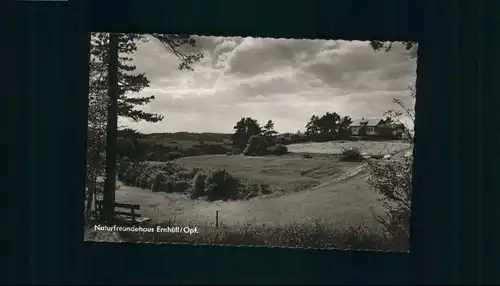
[114,160,388,231]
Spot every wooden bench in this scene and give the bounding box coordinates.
[95,200,150,224]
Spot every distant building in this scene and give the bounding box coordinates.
[349,118,404,138]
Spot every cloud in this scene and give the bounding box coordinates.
[115,35,417,134]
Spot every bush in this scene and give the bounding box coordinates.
[367,156,412,248]
[243,135,269,156]
[118,161,270,201]
[243,135,285,156]
[267,144,288,155]
[189,172,207,199]
[204,169,241,201]
[151,171,169,192]
[150,172,189,193]
[118,161,148,185]
[188,169,272,201]
[339,146,363,162]
[118,161,193,194]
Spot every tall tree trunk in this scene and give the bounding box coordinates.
[102,33,119,222]
[85,173,96,219]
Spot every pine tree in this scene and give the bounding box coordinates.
[262,120,278,137]
[231,117,262,150]
[88,33,204,222]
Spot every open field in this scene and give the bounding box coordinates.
[88,140,411,249]
[113,152,389,232]
[174,153,351,193]
[287,140,411,155]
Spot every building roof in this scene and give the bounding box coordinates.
[350,118,383,127]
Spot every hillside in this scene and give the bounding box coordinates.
[141,132,231,142]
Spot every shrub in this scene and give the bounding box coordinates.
[267,144,288,155]
[189,172,207,199]
[119,161,193,194]
[187,169,271,201]
[118,161,270,201]
[339,146,363,162]
[367,156,412,248]
[136,167,158,189]
[204,169,241,201]
[259,184,272,195]
[151,171,169,192]
[150,171,189,193]
[118,161,148,185]
[243,135,269,156]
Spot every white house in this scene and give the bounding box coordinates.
[349,118,384,136]
[349,118,405,137]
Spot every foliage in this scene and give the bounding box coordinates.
[367,157,412,244]
[370,41,417,56]
[365,42,415,245]
[116,128,145,161]
[267,144,289,155]
[150,34,204,71]
[339,146,364,162]
[262,120,278,137]
[115,135,236,162]
[276,131,308,145]
[371,41,416,145]
[90,33,162,123]
[202,169,242,201]
[305,112,352,142]
[189,143,231,156]
[117,161,270,201]
[117,156,132,177]
[90,33,204,122]
[383,85,416,146]
[192,169,271,201]
[87,33,204,220]
[243,135,270,156]
[118,161,195,194]
[231,117,263,149]
[189,172,207,199]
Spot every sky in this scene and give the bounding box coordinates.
[115,35,417,134]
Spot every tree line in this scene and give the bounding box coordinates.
[230,112,404,150]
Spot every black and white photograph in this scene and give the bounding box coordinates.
[84,32,416,251]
